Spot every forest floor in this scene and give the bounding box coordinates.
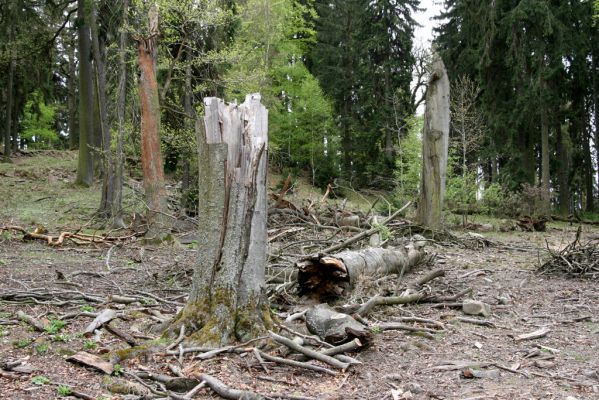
[1,152,598,400]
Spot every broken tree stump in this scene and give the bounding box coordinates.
[297,238,428,300]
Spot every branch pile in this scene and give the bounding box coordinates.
[538,228,598,278]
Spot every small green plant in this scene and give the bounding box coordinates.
[35,343,49,355]
[113,363,123,376]
[14,339,32,348]
[0,327,7,337]
[51,334,71,342]
[1,231,12,241]
[371,326,382,334]
[372,222,393,241]
[45,319,66,334]
[187,240,198,250]
[84,340,96,350]
[80,304,95,313]
[57,385,72,397]
[31,375,50,385]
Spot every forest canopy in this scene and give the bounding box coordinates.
[1,0,598,220]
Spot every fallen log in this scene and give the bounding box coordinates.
[297,238,428,300]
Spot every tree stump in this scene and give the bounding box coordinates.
[170,94,271,345]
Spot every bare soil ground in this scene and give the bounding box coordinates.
[1,153,599,400]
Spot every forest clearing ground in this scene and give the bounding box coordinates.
[1,153,598,399]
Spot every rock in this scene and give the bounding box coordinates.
[462,300,491,317]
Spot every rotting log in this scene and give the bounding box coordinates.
[297,237,428,300]
[167,94,271,346]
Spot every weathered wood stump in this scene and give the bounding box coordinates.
[169,94,271,345]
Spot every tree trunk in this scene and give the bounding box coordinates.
[92,2,115,219]
[593,49,599,210]
[111,0,129,229]
[540,106,550,213]
[67,33,79,151]
[170,94,270,346]
[181,53,194,210]
[3,55,15,161]
[75,0,95,186]
[556,122,570,215]
[417,53,450,228]
[135,4,170,240]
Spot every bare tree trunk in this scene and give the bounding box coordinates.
[92,2,115,219]
[3,55,15,161]
[170,95,270,346]
[67,35,79,151]
[75,0,95,186]
[417,53,450,228]
[556,122,569,215]
[135,4,170,240]
[111,0,129,229]
[540,76,551,214]
[181,52,194,208]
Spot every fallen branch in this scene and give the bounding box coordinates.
[199,373,263,399]
[356,293,425,318]
[16,311,47,331]
[305,303,373,345]
[268,331,349,370]
[256,350,336,376]
[316,202,411,254]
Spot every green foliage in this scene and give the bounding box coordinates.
[84,340,96,350]
[80,304,95,313]
[393,116,422,206]
[31,376,50,385]
[224,0,338,188]
[479,183,507,216]
[445,168,478,222]
[45,319,66,334]
[51,334,71,343]
[21,91,59,149]
[14,339,32,348]
[113,363,124,376]
[57,385,72,397]
[35,343,49,355]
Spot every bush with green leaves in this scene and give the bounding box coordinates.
[21,91,59,149]
[480,182,507,216]
[393,116,422,208]
[445,170,478,220]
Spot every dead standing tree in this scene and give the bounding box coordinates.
[169,94,271,345]
[417,52,450,228]
[134,4,170,240]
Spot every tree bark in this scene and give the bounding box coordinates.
[3,55,15,161]
[75,0,95,186]
[92,2,115,219]
[111,0,129,229]
[135,4,170,240]
[417,53,450,228]
[540,76,551,214]
[556,122,569,215]
[297,240,428,301]
[67,34,79,151]
[170,94,270,346]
